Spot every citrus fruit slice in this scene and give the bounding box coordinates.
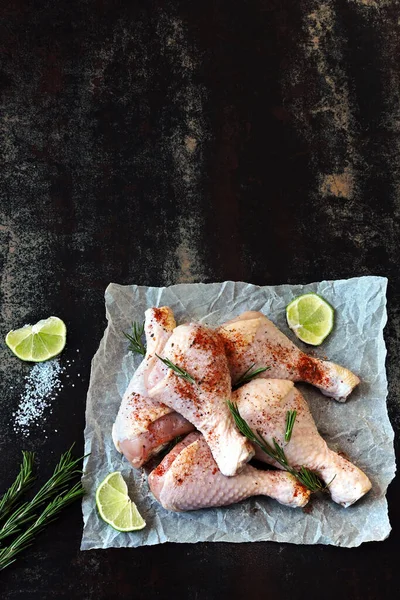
[5,316,67,362]
[286,293,334,346]
[96,472,146,532]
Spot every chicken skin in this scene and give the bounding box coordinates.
[147,323,254,476]
[234,379,371,506]
[148,432,310,511]
[114,307,362,470]
[112,307,194,468]
[218,311,360,401]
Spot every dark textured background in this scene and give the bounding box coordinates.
[1,0,399,598]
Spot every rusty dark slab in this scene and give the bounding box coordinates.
[0,0,399,598]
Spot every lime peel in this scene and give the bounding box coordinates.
[286,293,334,346]
[96,472,146,532]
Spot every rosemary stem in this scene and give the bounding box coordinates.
[124,321,146,356]
[0,447,83,543]
[155,354,196,384]
[0,452,35,525]
[232,364,270,390]
[227,400,329,493]
[0,482,84,571]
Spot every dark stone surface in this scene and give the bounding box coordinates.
[0,0,399,598]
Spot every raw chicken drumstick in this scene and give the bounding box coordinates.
[147,323,254,476]
[114,306,360,469]
[234,379,371,506]
[218,311,360,401]
[148,432,310,511]
[112,307,194,468]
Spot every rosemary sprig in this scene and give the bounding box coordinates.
[0,452,35,525]
[232,364,270,390]
[285,410,297,443]
[124,321,146,356]
[0,446,83,543]
[296,467,330,493]
[155,354,196,384]
[0,482,84,571]
[227,400,329,493]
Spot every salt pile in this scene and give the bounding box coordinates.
[13,360,64,436]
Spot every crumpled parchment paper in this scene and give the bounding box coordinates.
[81,276,395,549]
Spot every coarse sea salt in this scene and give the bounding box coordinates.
[13,360,64,437]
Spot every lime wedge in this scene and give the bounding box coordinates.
[5,316,67,362]
[96,472,146,532]
[286,293,334,346]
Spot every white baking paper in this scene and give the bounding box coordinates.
[81,276,395,549]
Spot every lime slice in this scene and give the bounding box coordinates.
[286,293,334,346]
[96,472,146,532]
[5,316,67,362]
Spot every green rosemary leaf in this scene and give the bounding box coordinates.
[124,321,146,356]
[157,436,183,461]
[0,446,83,543]
[0,452,35,525]
[226,400,258,444]
[271,437,288,466]
[155,354,196,384]
[295,467,325,492]
[232,364,270,390]
[285,410,297,443]
[0,482,84,571]
[227,400,330,493]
